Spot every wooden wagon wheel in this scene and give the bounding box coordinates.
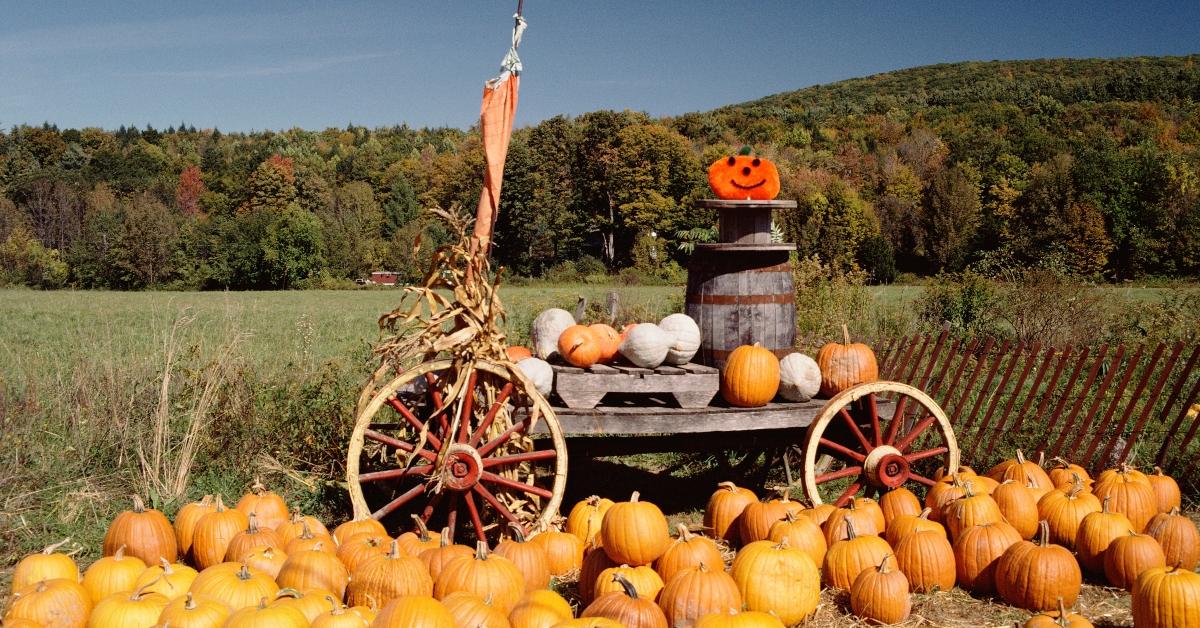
[346,358,567,543]
[802,381,959,506]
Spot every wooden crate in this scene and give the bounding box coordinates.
[551,363,720,409]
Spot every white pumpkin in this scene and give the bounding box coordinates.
[778,352,821,402]
[618,323,671,369]
[515,357,554,397]
[659,313,701,365]
[530,308,576,360]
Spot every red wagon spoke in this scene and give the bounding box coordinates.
[420,491,444,524]
[904,446,949,464]
[458,371,478,444]
[477,415,533,458]
[359,465,433,483]
[474,483,520,524]
[482,449,557,468]
[372,483,426,520]
[364,429,436,462]
[481,471,554,499]
[883,396,908,445]
[815,465,863,484]
[463,491,487,543]
[894,415,937,453]
[425,373,451,437]
[838,408,873,452]
[867,394,882,446]
[909,473,937,487]
[834,482,862,507]
[818,438,867,463]
[469,382,515,447]
[386,398,443,451]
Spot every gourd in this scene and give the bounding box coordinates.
[777,352,821,402]
[659,313,701,365]
[618,323,672,368]
[531,308,576,360]
[516,357,554,397]
[706,147,781,201]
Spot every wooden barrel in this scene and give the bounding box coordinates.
[685,244,795,369]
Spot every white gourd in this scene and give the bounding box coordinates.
[618,324,671,368]
[515,357,554,397]
[659,313,701,365]
[530,308,576,360]
[778,352,821,402]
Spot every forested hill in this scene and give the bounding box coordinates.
[1,54,1198,289]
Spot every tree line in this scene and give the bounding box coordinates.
[1,55,1198,289]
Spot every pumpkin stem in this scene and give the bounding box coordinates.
[1015,450,1026,465]
[1169,506,1180,516]
[289,507,302,524]
[876,553,893,573]
[184,592,197,610]
[612,573,640,600]
[842,323,851,346]
[42,537,72,555]
[717,481,738,492]
[1050,456,1069,470]
[675,523,692,540]
[299,520,315,540]
[1153,465,1165,476]
[387,539,402,559]
[1055,597,1068,627]
[917,507,933,520]
[508,522,529,543]
[1036,451,1045,467]
[213,494,226,512]
[131,577,161,600]
[237,564,252,580]
[257,596,269,610]
[131,494,147,513]
[1101,495,1112,514]
[114,545,127,560]
[247,511,260,533]
[774,536,791,551]
[629,491,640,503]
[1067,473,1084,498]
[475,540,490,560]
[439,527,453,547]
[586,495,602,506]
[275,588,303,600]
[250,478,268,495]
[410,513,432,540]
[159,557,174,574]
[845,518,859,541]
[325,594,343,613]
[1036,520,1050,547]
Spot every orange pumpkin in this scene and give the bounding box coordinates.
[506,345,534,362]
[721,344,780,407]
[816,325,878,398]
[707,147,780,201]
[558,325,604,368]
[588,324,622,363]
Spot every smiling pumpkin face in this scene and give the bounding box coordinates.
[707,149,780,200]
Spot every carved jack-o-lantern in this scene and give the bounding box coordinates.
[707,147,780,200]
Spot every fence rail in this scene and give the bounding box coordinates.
[836,330,1200,495]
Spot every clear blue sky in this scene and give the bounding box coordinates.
[2,1,1197,132]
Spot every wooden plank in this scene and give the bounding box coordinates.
[677,363,719,375]
[1046,344,1108,458]
[985,342,1042,453]
[960,341,1013,442]
[1115,342,1184,464]
[1082,345,1146,468]
[1098,343,1169,466]
[588,364,620,374]
[654,366,686,375]
[1008,347,1058,434]
[946,338,995,421]
[611,364,653,375]
[1156,347,1200,466]
[964,342,1026,453]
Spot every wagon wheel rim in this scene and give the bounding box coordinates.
[802,381,958,506]
[346,358,567,543]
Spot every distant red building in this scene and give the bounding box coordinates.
[369,271,401,286]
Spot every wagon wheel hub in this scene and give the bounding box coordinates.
[439,443,484,491]
[863,445,909,489]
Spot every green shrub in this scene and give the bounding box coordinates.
[915,271,1003,339]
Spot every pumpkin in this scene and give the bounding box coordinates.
[1092,467,1158,532]
[506,345,534,362]
[582,573,669,628]
[944,484,1005,541]
[188,564,278,612]
[156,591,233,628]
[823,498,881,546]
[986,450,1054,491]
[275,509,330,546]
[925,474,971,523]
[102,495,178,567]
[618,324,672,369]
[854,497,887,531]
[434,541,526,615]
[5,578,92,628]
[397,514,442,556]
[587,324,622,364]
[531,528,584,576]
[332,516,388,544]
[284,522,336,555]
[798,503,837,528]
[656,563,743,627]
[531,308,576,360]
[879,487,922,527]
[1023,597,1095,628]
[654,524,725,583]
[703,481,757,544]
[191,496,249,570]
[234,479,289,530]
[1037,476,1101,549]
[224,512,285,563]
[659,313,701,366]
[133,558,198,599]
[558,324,604,368]
[706,147,781,201]
[823,519,893,590]
[348,540,433,607]
[174,495,216,558]
[730,539,821,625]
[951,520,1022,594]
[993,479,1040,540]
[567,496,615,547]
[441,591,511,628]
[81,545,145,604]
[552,619,623,628]
[373,596,455,628]
[593,564,665,602]
[311,599,372,628]
[509,589,573,628]
[776,352,821,403]
[1145,507,1200,570]
[277,544,349,600]
[516,357,554,397]
[578,543,620,605]
[1147,466,1182,513]
[1096,464,1151,486]
[224,598,309,628]
[13,538,80,593]
[996,521,1082,612]
[420,528,476,582]
[816,325,878,398]
[849,554,910,625]
[767,510,827,568]
[720,344,780,407]
[695,610,786,628]
[600,491,670,566]
[270,587,338,622]
[1103,530,1167,591]
[336,533,392,574]
[1075,496,1135,574]
[894,530,956,593]
[1131,565,1200,628]
[885,507,946,546]
[1047,459,1093,491]
[738,490,802,544]
[494,524,552,591]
